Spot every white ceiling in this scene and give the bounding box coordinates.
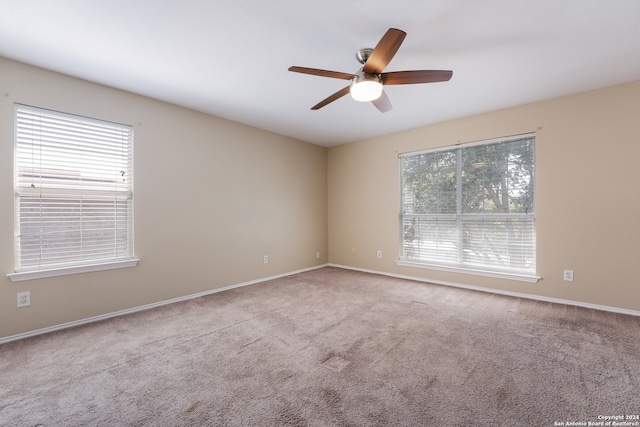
[1,0,639,147]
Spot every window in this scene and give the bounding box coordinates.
[399,134,536,280]
[11,104,135,279]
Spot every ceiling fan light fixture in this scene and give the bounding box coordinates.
[288,28,452,112]
[350,69,383,102]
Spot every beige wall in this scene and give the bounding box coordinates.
[0,57,328,339]
[2,55,639,341]
[328,80,640,312]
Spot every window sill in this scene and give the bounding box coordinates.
[7,259,139,282]
[396,259,540,283]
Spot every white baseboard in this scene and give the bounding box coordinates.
[0,264,330,345]
[4,262,636,345]
[329,263,640,318]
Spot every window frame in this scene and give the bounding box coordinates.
[397,134,539,283]
[7,104,138,282]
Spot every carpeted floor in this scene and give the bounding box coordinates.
[1,267,639,426]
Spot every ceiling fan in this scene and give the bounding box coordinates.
[288,28,453,113]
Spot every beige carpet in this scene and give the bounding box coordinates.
[1,267,639,426]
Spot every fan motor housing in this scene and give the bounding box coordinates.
[351,68,382,85]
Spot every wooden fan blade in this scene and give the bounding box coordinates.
[362,28,407,75]
[288,66,355,80]
[311,86,351,110]
[372,90,392,113]
[381,70,453,85]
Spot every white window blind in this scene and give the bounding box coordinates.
[14,104,134,272]
[400,135,535,275]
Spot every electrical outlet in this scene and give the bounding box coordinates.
[351,247,356,254]
[563,270,574,282]
[316,251,320,259]
[17,291,30,307]
[263,255,269,264]
[377,250,382,258]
